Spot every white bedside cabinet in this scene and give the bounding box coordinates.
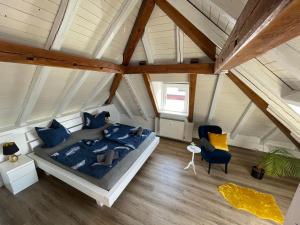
[0,155,38,195]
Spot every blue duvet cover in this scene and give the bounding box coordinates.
[104,123,152,149]
[50,138,134,179]
[50,123,152,180]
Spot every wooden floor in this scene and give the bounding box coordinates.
[0,138,299,225]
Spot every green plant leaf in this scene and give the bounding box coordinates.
[259,147,300,177]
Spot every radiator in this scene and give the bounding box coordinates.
[157,117,193,142]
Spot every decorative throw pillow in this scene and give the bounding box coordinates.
[208,133,229,151]
[35,120,70,148]
[96,150,119,167]
[200,137,215,152]
[129,127,143,136]
[50,119,71,141]
[83,111,106,129]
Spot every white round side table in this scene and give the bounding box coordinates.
[184,145,201,175]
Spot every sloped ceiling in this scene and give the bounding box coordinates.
[61,0,126,57]
[0,0,299,150]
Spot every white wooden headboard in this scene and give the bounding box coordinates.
[0,104,120,163]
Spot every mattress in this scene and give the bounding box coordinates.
[34,126,156,191]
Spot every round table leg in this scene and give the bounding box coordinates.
[184,161,192,169]
[184,151,197,175]
[192,152,196,174]
[192,161,196,175]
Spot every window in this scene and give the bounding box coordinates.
[152,82,189,115]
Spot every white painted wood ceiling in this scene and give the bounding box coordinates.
[0,0,299,150]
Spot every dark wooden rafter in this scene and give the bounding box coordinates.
[228,71,300,149]
[106,73,123,104]
[143,74,160,117]
[107,0,155,103]
[188,73,197,122]
[123,0,155,66]
[215,0,300,73]
[0,40,123,73]
[155,0,216,61]
[125,63,214,74]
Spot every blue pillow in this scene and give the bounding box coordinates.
[51,120,71,138]
[83,111,106,129]
[35,120,70,148]
[50,119,63,129]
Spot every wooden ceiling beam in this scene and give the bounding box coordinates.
[16,0,81,126]
[58,0,138,115]
[155,0,216,61]
[188,73,197,122]
[143,74,159,117]
[228,71,300,149]
[106,0,155,104]
[215,0,300,73]
[94,0,140,59]
[0,40,123,73]
[106,73,123,104]
[125,63,214,74]
[122,0,155,66]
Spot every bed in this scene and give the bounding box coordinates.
[28,123,159,207]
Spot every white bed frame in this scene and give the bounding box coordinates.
[0,104,159,207]
[28,137,159,207]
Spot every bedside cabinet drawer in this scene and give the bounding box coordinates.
[7,161,35,183]
[8,170,38,195]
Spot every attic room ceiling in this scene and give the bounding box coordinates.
[0,0,299,150]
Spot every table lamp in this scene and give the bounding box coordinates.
[3,142,19,162]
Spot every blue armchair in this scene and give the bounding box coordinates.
[198,125,231,174]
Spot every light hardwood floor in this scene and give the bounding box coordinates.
[0,138,299,225]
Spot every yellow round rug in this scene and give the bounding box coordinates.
[218,183,284,224]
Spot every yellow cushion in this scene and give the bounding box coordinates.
[208,133,229,151]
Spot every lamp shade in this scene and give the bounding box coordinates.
[3,142,19,155]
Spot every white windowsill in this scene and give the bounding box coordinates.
[159,110,188,121]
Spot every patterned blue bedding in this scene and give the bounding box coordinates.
[50,138,134,179]
[104,123,152,149]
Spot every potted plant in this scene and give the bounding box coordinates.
[251,147,300,179]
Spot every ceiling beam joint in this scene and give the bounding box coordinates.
[215,0,300,73]
[123,0,155,66]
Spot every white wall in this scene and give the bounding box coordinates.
[284,184,300,225]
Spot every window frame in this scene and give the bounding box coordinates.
[159,82,189,115]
